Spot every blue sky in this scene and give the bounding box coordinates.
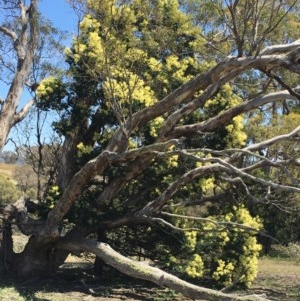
[3,0,79,152]
[40,0,78,36]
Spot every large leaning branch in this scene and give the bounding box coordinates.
[57,237,271,301]
[260,40,300,55]
[167,89,300,138]
[108,49,300,152]
[44,140,181,237]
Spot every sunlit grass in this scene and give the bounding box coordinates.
[0,288,71,301]
[258,256,300,275]
[0,163,17,183]
[249,253,300,301]
[0,287,24,301]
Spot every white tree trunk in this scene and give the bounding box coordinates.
[0,0,38,151]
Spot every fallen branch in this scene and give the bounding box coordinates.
[57,237,272,301]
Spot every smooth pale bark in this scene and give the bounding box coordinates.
[57,237,271,301]
[0,0,38,151]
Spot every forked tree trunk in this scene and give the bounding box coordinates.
[0,201,68,279]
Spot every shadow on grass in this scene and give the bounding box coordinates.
[0,262,164,301]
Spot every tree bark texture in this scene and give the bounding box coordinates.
[0,220,14,274]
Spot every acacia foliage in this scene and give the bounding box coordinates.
[182,206,262,287]
[2,1,300,300]
[31,0,300,289]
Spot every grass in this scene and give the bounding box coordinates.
[247,256,300,301]
[0,163,17,182]
[0,253,299,301]
[258,256,300,274]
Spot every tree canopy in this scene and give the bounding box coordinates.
[0,1,300,300]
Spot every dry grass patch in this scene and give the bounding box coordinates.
[249,256,300,301]
[0,163,16,178]
[258,257,300,275]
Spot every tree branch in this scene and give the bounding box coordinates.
[245,125,300,152]
[160,212,262,233]
[137,147,300,218]
[57,237,271,301]
[108,49,300,153]
[137,164,224,217]
[0,26,17,41]
[260,40,300,55]
[44,140,181,238]
[167,89,300,139]
[13,98,35,124]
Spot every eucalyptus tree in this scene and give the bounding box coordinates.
[0,0,38,150]
[0,0,66,151]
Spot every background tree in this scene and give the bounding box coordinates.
[14,107,63,201]
[13,164,37,199]
[246,105,300,250]
[1,1,300,300]
[0,0,66,151]
[0,0,38,150]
